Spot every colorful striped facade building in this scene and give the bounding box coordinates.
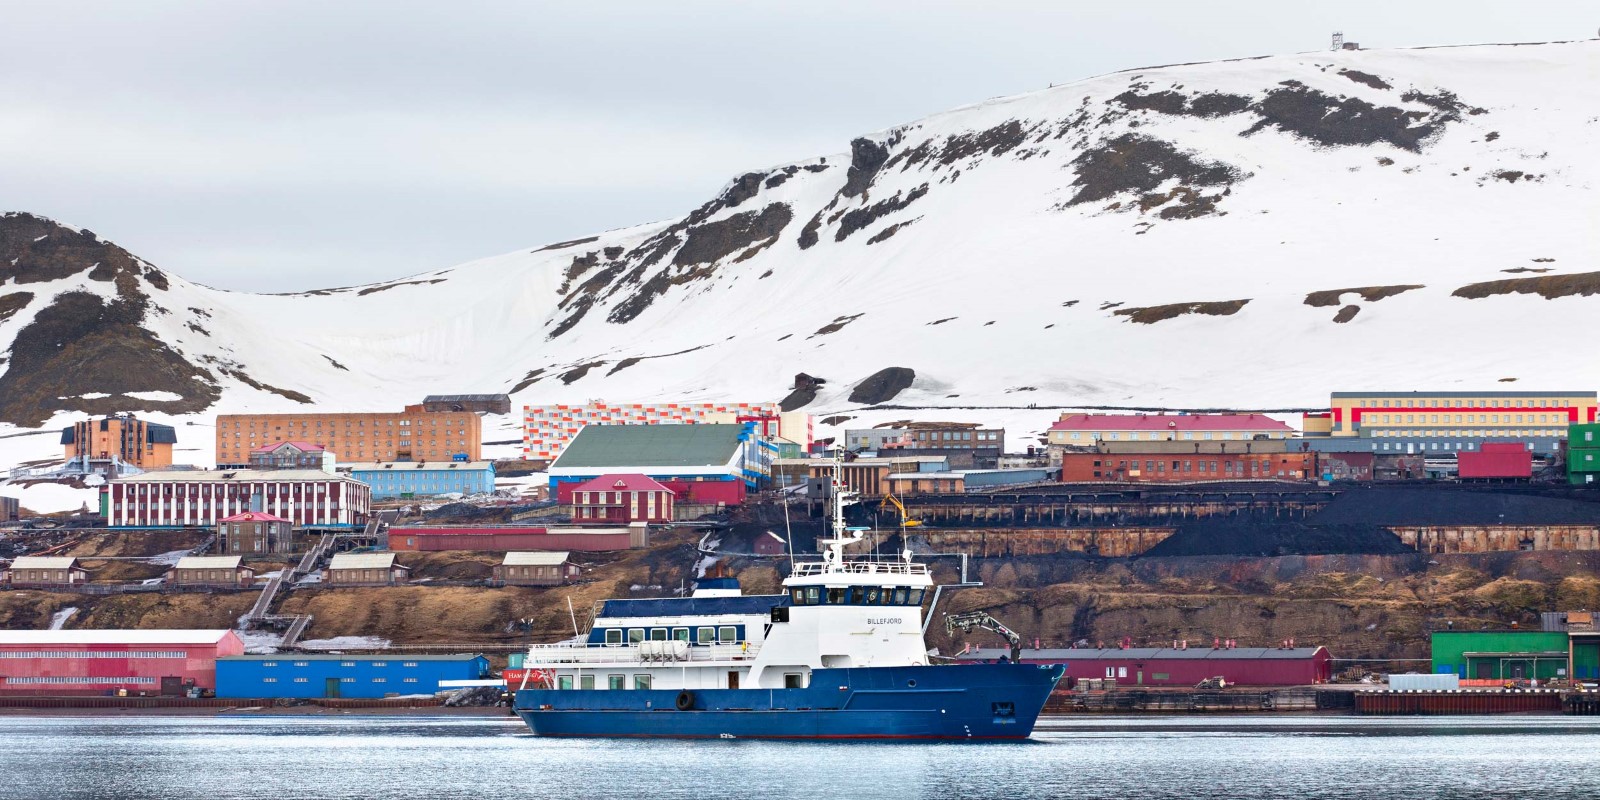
[522,402,810,461]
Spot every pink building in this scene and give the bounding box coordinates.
[569,474,675,524]
[0,630,245,696]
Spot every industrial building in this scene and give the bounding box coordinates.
[1567,423,1600,485]
[0,495,17,522]
[1047,414,1294,447]
[1314,390,1598,455]
[1457,443,1533,480]
[493,551,579,586]
[886,468,1055,495]
[961,646,1332,686]
[217,511,296,555]
[568,474,675,524]
[547,423,774,496]
[1430,631,1572,681]
[347,460,496,499]
[772,455,949,496]
[215,654,489,699]
[1060,441,1317,483]
[104,469,371,529]
[522,401,811,461]
[61,414,177,473]
[0,630,244,696]
[388,524,645,552]
[2,556,88,587]
[423,394,511,414]
[215,405,482,468]
[326,552,410,586]
[249,441,334,471]
[168,556,255,588]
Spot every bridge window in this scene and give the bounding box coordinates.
[649,628,668,641]
[628,629,645,644]
[849,587,865,604]
[718,626,737,643]
[908,589,925,605]
[697,627,715,644]
[892,588,909,605]
[672,628,690,642]
[804,587,821,605]
[827,588,847,604]
[865,588,881,604]
[605,629,623,645]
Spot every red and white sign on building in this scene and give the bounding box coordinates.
[105,469,371,528]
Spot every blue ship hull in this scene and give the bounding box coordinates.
[513,663,1063,740]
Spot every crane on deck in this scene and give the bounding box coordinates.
[943,610,1023,662]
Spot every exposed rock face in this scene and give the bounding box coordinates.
[1067,134,1242,218]
[0,212,160,296]
[0,291,219,426]
[848,367,916,405]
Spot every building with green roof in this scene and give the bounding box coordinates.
[546,423,775,497]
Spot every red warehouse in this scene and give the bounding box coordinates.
[961,646,1332,687]
[569,474,674,524]
[0,629,245,696]
[1458,442,1532,480]
[106,470,371,529]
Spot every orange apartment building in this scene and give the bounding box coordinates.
[215,405,481,467]
[62,415,176,470]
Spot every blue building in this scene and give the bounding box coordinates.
[347,460,496,499]
[216,654,490,698]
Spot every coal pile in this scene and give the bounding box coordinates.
[1143,518,1411,558]
[1312,488,1600,527]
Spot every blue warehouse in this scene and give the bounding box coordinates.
[347,460,496,499]
[216,654,490,698]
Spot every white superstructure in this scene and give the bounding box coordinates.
[520,454,934,692]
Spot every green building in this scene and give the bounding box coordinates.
[1431,631,1571,681]
[1566,423,1600,485]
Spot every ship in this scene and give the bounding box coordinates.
[510,455,1064,740]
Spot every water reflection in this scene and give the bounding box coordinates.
[1,715,1597,800]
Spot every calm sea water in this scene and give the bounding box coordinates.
[1,714,1598,799]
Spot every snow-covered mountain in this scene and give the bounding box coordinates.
[3,41,1599,500]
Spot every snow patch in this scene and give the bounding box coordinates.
[48,607,78,630]
[298,635,392,650]
[123,390,185,402]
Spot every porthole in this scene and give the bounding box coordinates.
[907,679,917,688]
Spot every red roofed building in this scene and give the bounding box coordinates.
[570,474,674,524]
[248,441,333,471]
[1458,442,1533,480]
[1047,414,1294,448]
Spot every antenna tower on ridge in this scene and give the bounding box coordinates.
[1331,31,1344,51]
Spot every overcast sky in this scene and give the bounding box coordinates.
[3,1,1594,292]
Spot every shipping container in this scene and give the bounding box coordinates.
[1388,673,1460,691]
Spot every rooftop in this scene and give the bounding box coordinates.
[424,394,509,403]
[551,424,749,470]
[113,469,364,484]
[1051,414,1293,433]
[1332,390,1597,399]
[0,629,236,645]
[346,461,493,472]
[174,556,244,570]
[8,556,79,570]
[503,551,572,566]
[571,473,672,493]
[219,511,292,523]
[329,552,398,570]
[251,441,327,453]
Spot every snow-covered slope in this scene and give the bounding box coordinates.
[3,42,1599,505]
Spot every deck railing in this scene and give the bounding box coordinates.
[789,560,930,577]
[522,641,759,665]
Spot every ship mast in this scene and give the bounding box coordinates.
[820,449,864,572]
